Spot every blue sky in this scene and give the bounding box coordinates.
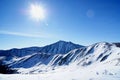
[0,0,120,49]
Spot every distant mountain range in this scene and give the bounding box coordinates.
[0,41,120,74]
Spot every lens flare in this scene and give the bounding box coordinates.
[29,3,45,21]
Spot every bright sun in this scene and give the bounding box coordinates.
[29,3,45,21]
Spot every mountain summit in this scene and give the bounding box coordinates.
[38,40,83,54]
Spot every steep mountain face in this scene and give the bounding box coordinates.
[9,53,53,68]
[38,40,82,54]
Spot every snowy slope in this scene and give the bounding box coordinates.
[9,42,120,74]
[0,60,120,80]
[49,42,119,66]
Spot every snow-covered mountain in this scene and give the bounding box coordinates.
[0,41,83,68]
[50,42,120,66]
[0,40,82,58]
[0,41,120,74]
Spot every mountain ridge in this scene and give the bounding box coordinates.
[0,40,83,57]
[0,41,120,74]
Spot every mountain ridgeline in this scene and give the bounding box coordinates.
[0,41,83,58]
[0,41,120,73]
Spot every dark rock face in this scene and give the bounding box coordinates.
[0,60,16,74]
[113,43,120,47]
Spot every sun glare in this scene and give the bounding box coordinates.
[29,3,45,21]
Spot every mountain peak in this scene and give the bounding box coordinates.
[57,40,66,43]
[54,40,79,45]
[55,40,71,44]
[113,42,120,47]
[39,40,84,54]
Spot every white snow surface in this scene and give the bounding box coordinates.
[0,63,120,80]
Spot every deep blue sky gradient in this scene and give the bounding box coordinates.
[0,0,120,49]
